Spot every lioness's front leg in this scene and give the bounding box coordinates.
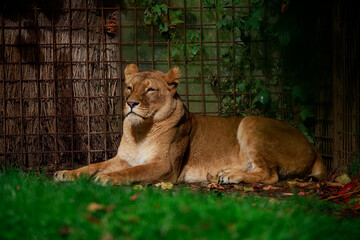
[95,161,171,185]
[54,155,130,182]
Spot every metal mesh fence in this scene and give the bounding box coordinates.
[0,0,359,172]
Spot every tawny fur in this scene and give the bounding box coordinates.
[54,64,327,185]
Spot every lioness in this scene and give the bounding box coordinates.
[54,64,326,185]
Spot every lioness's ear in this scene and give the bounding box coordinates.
[124,64,139,84]
[165,66,180,89]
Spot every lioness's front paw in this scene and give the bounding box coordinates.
[218,169,231,184]
[54,170,75,182]
[218,169,244,184]
[94,174,112,186]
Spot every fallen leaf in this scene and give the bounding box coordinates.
[286,181,299,187]
[206,183,224,190]
[106,205,116,213]
[84,213,102,225]
[335,174,352,184]
[133,184,144,190]
[297,191,306,196]
[87,202,106,212]
[128,216,140,223]
[154,182,173,190]
[129,193,141,201]
[268,198,280,204]
[325,182,345,187]
[233,185,244,190]
[281,193,294,196]
[353,203,360,210]
[101,235,113,240]
[262,185,282,191]
[16,185,20,191]
[243,186,254,192]
[339,183,356,193]
[58,226,73,236]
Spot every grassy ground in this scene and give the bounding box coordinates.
[1,170,360,240]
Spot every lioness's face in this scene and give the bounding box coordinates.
[123,64,180,126]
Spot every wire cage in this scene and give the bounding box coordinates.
[0,0,359,173]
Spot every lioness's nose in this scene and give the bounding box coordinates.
[127,101,139,109]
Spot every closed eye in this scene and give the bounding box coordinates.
[146,88,156,93]
[126,86,132,91]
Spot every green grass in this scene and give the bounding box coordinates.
[1,170,359,240]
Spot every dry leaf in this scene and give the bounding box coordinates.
[133,184,144,190]
[262,185,282,191]
[161,182,174,190]
[155,182,174,190]
[58,226,73,236]
[233,185,244,190]
[287,180,300,187]
[129,193,141,201]
[101,235,114,240]
[87,202,106,212]
[206,183,224,190]
[243,186,254,192]
[84,213,102,225]
[268,198,280,204]
[335,174,351,184]
[281,192,294,196]
[326,182,345,187]
[106,205,116,213]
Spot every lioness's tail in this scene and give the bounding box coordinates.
[310,150,327,181]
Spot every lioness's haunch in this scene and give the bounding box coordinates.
[54,64,327,185]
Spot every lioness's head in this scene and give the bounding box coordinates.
[123,64,181,126]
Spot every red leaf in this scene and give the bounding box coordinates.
[129,193,141,201]
[337,183,356,194]
[281,193,293,196]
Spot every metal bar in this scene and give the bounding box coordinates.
[216,0,220,115]
[232,1,236,116]
[247,0,252,114]
[183,0,188,108]
[35,5,43,170]
[166,0,170,70]
[199,0,204,115]
[85,0,91,165]
[118,4,124,137]
[151,6,154,70]
[51,4,59,170]
[18,15,25,168]
[3,39,262,46]
[134,0,138,65]
[1,14,6,166]
[68,0,75,169]
[101,3,108,161]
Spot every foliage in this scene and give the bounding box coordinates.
[348,154,360,179]
[1,170,360,240]
[139,0,316,141]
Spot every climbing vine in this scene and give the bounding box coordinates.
[139,0,316,142]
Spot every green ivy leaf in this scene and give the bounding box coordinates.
[203,0,215,7]
[191,45,201,57]
[292,85,307,103]
[246,8,264,30]
[299,105,315,121]
[171,19,183,25]
[252,88,271,108]
[159,22,169,33]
